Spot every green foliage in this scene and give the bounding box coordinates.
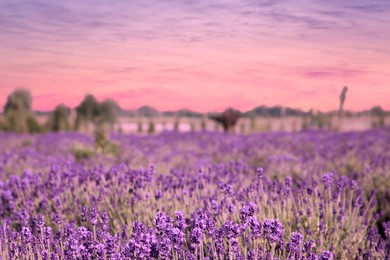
[4,111,23,132]
[72,125,120,162]
[0,118,6,131]
[371,106,385,128]
[4,111,29,133]
[1,88,42,133]
[75,95,120,131]
[99,99,120,124]
[371,106,385,116]
[94,125,120,157]
[76,94,100,123]
[26,115,42,133]
[94,125,109,149]
[3,88,32,114]
[48,104,71,131]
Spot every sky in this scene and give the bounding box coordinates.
[0,0,389,112]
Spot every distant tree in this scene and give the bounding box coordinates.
[371,106,385,116]
[0,117,7,131]
[338,86,348,116]
[99,99,120,125]
[3,111,27,132]
[371,106,385,128]
[75,95,121,131]
[209,108,241,132]
[26,115,42,133]
[2,88,42,133]
[75,94,100,130]
[76,94,100,122]
[4,88,32,114]
[137,105,159,117]
[48,104,71,131]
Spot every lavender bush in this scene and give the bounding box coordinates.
[0,129,389,259]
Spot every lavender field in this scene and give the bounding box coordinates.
[1,129,390,259]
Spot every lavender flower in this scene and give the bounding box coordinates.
[190,227,204,247]
[80,205,87,222]
[239,202,257,223]
[263,219,283,243]
[90,207,98,226]
[320,250,333,260]
[286,232,303,255]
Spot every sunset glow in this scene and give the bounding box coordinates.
[1,0,389,112]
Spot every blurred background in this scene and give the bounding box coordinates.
[0,87,389,134]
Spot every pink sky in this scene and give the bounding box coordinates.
[0,0,389,112]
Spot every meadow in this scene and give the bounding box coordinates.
[0,129,389,259]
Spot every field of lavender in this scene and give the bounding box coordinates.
[0,129,389,259]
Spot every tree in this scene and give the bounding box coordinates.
[75,94,100,130]
[48,104,71,131]
[76,94,100,122]
[338,86,348,116]
[371,106,385,128]
[99,99,120,125]
[137,105,159,117]
[3,88,32,114]
[209,108,241,132]
[2,88,41,133]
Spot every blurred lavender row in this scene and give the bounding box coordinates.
[0,129,389,259]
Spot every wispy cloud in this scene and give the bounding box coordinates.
[301,68,366,79]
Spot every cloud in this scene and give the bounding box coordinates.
[302,68,365,78]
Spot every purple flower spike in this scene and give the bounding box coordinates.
[263,219,283,244]
[320,250,333,260]
[90,207,98,226]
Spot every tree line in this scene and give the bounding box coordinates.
[0,88,243,133]
[0,89,120,133]
[0,87,387,133]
